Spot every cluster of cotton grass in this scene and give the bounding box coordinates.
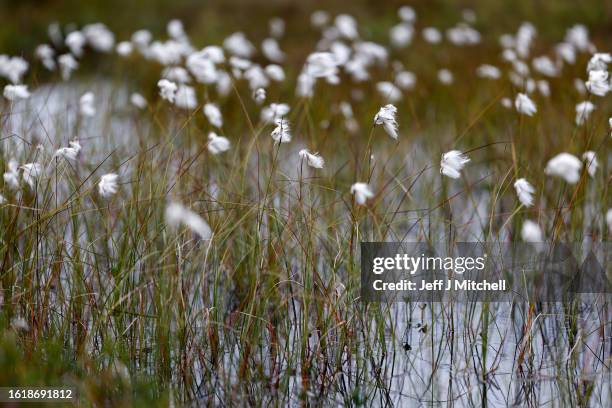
[3,8,609,244]
[0,5,610,404]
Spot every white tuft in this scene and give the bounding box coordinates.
[165,202,212,239]
[350,182,374,205]
[544,153,582,184]
[440,150,470,179]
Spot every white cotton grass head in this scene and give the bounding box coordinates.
[476,64,501,79]
[157,79,177,103]
[58,54,78,80]
[521,220,544,243]
[265,64,285,82]
[98,173,119,197]
[271,118,291,143]
[373,104,399,139]
[20,163,42,189]
[3,84,30,101]
[440,150,470,179]
[606,209,612,233]
[376,81,402,102]
[514,178,535,207]
[586,53,611,73]
[65,31,86,57]
[537,80,550,97]
[544,153,582,184]
[174,85,197,110]
[585,69,610,97]
[0,55,29,84]
[253,88,266,105]
[350,182,374,206]
[437,69,454,85]
[298,149,324,169]
[203,103,223,128]
[335,14,359,40]
[423,27,442,44]
[116,41,133,57]
[390,23,414,48]
[79,92,96,117]
[165,202,212,240]
[514,93,537,116]
[582,151,598,178]
[261,38,286,63]
[575,101,595,126]
[395,71,416,90]
[35,44,56,71]
[223,32,255,58]
[269,17,285,38]
[303,52,340,83]
[54,140,81,161]
[261,103,290,123]
[3,159,20,190]
[207,132,231,155]
[310,10,329,28]
[130,93,147,109]
[500,97,512,109]
[83,23,115,52]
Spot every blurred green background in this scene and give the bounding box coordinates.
[0,0,610,55]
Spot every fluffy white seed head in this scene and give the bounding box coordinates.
[203,103,223,128]
[575,101,595,125]
[79,92,96,117]
[174,85,197,110]
[374,104,399,139]
[3,84,30,101]
[157,79,178,103]
[606,209,612,233]
[376,81,402,102]
[54,140,81,161]
[130,93,147,109]
[223,32,255,58]
[3,159,20,190]
[390,23,414,48]
[582,151,598,178]
[514,93,537,116]
[261,103,290,123]
[586,53,611,73]
[514,178,535,207]
[476,64,501,79]
[437,69,454,84]
[521,220,543,243]
[58,54,78,80]
[395,71,416,90]
[544,153,582,184]
[261,38,286,62]
[271,118,291,144]
[165,202,212,240]
[440,150,470,179]
[585,69,610,97]
[98,173,119,197]
[298,149,325,169]
[207,132,231,155]
[351,182,374,205]
[423,27,442,44]
[20,163,43,189]
[116,41,133,57]
[253,88,266,105]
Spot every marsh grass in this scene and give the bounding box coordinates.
[0,6,611,407]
